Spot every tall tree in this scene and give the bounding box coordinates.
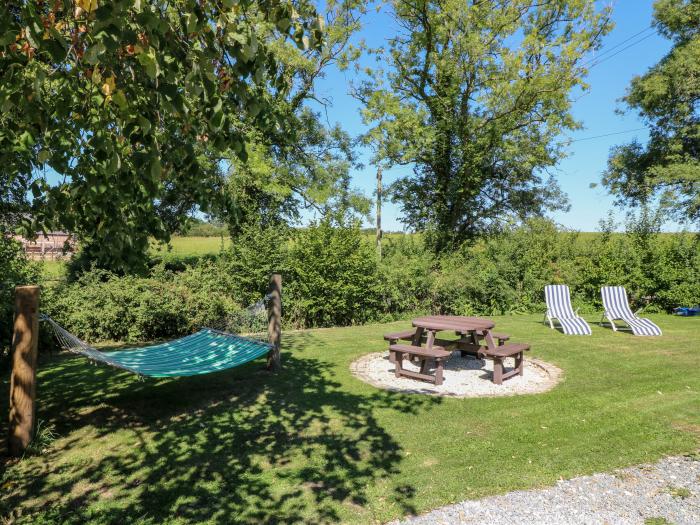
[356,0,611,252]
[0,0,323,272]
[220,0,370,238]
[603,0,700,226]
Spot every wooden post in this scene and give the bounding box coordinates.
[8,285,40,457]
[376,165,382,259]
[266,273,282,371]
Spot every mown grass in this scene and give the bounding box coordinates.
[1,315,698,524]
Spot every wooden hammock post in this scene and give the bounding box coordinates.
[267,273,282,371]
[8,285,40,457]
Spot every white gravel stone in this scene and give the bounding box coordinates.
[350,351,562,397]
[390,455,700,525]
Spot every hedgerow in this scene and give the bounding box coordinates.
[29,216,700,344]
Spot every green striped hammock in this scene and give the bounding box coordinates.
[40,315,271,378]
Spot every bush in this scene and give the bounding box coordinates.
[378,235,434,317]
[36,216,699,345]
[285,218,383,327]
[42,263,247,344]
[0,236,41,368]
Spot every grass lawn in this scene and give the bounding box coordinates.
[150,236,230,259]
[1,314,698,524]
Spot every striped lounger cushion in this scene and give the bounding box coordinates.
[544,285,592,335]
[601,286,662,336]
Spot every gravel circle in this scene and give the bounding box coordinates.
[350,351,562,397]
[390,455,700,525]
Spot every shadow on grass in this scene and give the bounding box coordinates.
[1,331,441,523]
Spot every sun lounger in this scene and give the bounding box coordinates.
[600,286,662,336]
[544,285,592,335]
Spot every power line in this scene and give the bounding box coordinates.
[579,25,656,69]
[587,32,658,69]
[562,127,647,144]
[568,26,659,103]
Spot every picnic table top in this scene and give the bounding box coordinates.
[412,315,495,332]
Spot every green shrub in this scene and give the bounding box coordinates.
[36,217,699,345]
[0,236,41,367]
[378,235,434,317]
[42,264,247,344]
[285,218,383,327]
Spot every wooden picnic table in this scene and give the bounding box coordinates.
[411,315,497,355]
[385,315,528,385]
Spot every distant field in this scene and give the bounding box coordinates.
[35,236,231,276]
[150,235,231,259]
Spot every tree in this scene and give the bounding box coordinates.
[355,0,612,252]
[603,0,700,226]
[220,0,370,238]
[0,0,323,272]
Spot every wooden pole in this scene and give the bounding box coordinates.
[376,165,383,260]
[8,285,40,457]
[266,273,282,371]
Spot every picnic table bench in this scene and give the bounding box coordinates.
[388,344,452,385]
[383,316,529,385]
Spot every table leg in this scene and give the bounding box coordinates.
[419,330,436,374]
[395,351,403,378]
[493,357,503,385]
[411,327,424,346]
[482,329,497,353]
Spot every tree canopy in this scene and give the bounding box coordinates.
[603,0,700,226]
[1,0,323,272]
[356,0,612,252]
[219,0,370,238]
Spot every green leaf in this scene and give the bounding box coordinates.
[150,157,161,180]
[37,149,51,164]
[137,49,159,79]
[0,31,15,46]
[84,41,107,65]
[138,115,152,135]
[112,90,128,110]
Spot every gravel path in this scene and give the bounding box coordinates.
[391,455,700,525]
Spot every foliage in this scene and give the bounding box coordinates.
[1,0,323,272]
[38,220,699,343]
[0,236,41,369]
[181,219,228,238]
[604,0,700,225]
[377,234,434,317]
[220,222,290,307]
[356,0,612,252]
[23,420,58,458]
[42,263,245,343]
[219,1,370,239]
[285,217,383,327]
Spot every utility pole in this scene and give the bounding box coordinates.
[376,165,382,259]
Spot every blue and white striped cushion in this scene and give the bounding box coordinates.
[544,285,592,335]
[601,286,662,336]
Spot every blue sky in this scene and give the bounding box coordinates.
[310,1,678,232]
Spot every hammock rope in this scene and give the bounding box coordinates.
[40,309,273,378]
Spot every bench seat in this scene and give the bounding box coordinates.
[482,343,529,358]
[383,330,418,342]
[388,344,451,385]
[388,344,451,359]
[480,343,530,385]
